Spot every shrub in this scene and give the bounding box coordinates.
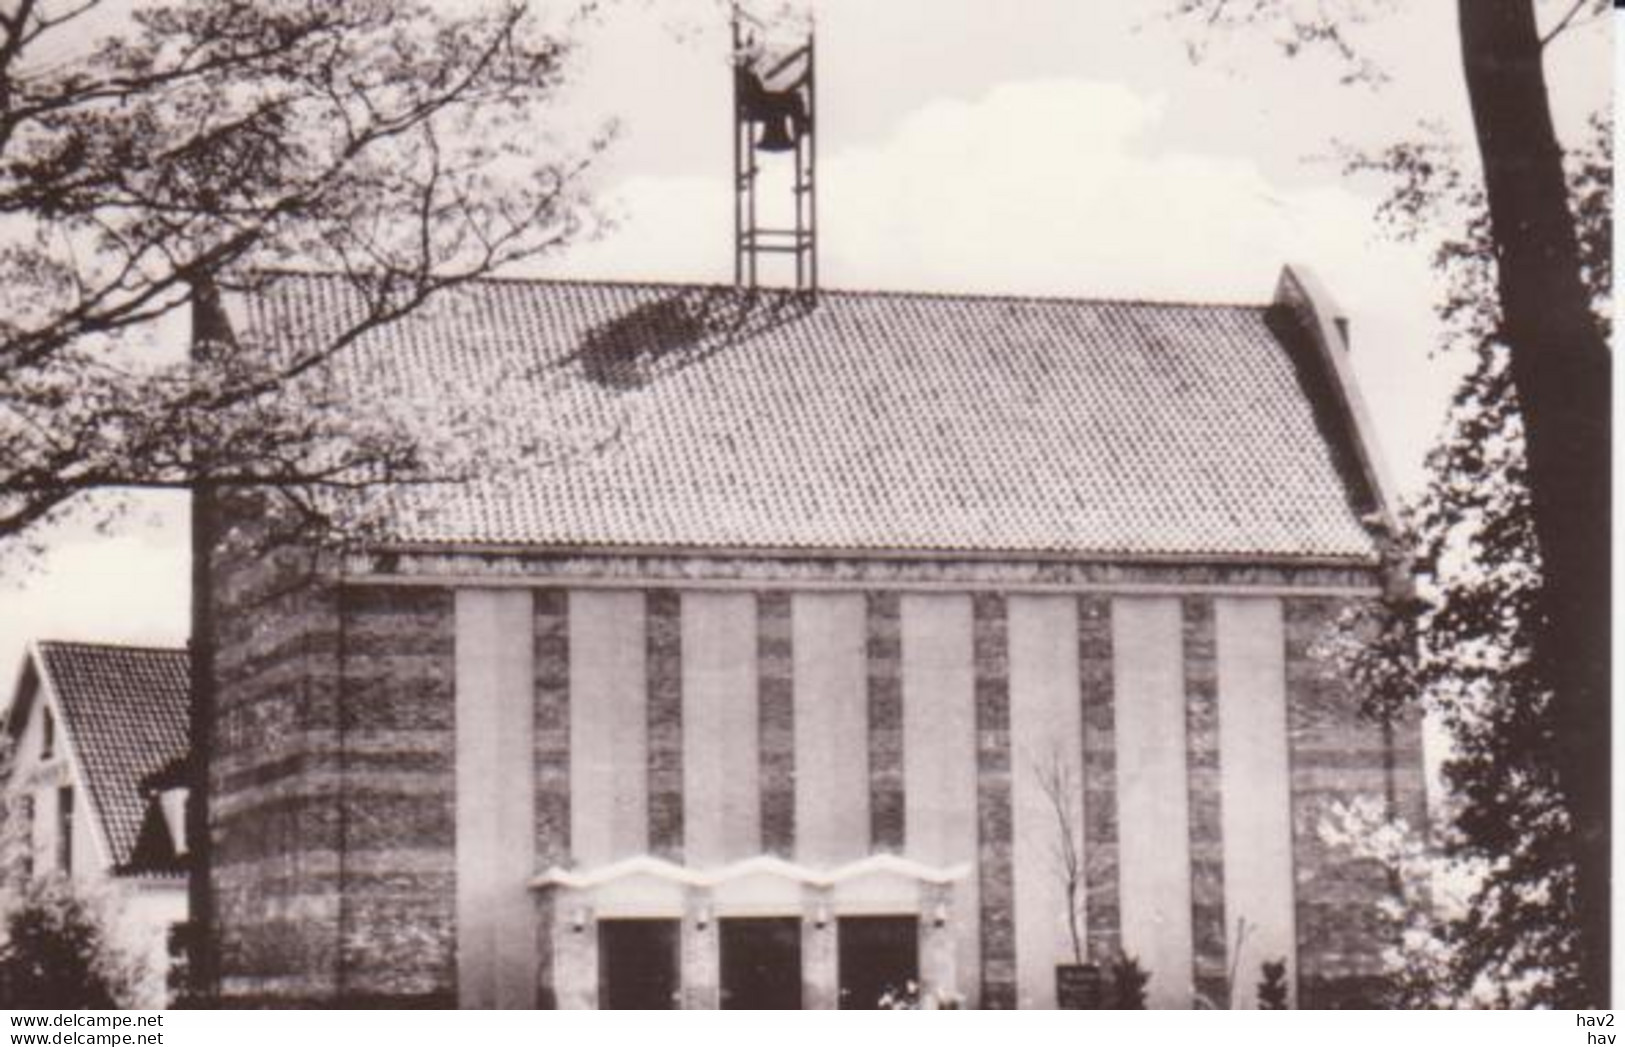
[1257,959,1290,1009]
[1111,954,1149,1009]
[0,879,145,1008]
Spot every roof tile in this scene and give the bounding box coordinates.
[240,276,1379,561]
[35,642,190,870]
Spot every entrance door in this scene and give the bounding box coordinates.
[720,917,803,1009]
[837,916,919,1010]
[599,919,680,1009]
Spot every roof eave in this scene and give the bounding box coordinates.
[342,539,1383,572]
[25,645,119,873]
[1273,264,1402,536]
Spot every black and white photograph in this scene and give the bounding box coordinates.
[0,0,1611,1020]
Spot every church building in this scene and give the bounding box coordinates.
[192,15,1423,1010]
[196,262,1425,1009]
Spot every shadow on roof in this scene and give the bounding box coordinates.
[557,287,815,390]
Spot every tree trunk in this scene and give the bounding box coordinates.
[1458,0,1611,1007]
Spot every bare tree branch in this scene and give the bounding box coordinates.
[1031,743,1086,965]
[1538,0,1606,48]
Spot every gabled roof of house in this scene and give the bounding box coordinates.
[231,271,1386,562]
[12,642,191,873]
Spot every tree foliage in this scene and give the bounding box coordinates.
[1306,85,1599,1020]
[1173,0,1611,1006]
[1330,87,1609,1012]
[0,0,607,555]
[1413,1,1610,1007]
[0,879,146,1008]
[1317,798,1476,1008]
[0,744,149,1008]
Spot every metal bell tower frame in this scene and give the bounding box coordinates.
[732,10,817,298]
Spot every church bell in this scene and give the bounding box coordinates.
[732,10,817,297]
[736,63,809,153]
[755,113,798,152]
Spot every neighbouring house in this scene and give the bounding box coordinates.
[2,641,192,997]
[195,265,1426,1009]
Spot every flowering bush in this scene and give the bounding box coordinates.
[877,980,964,1010]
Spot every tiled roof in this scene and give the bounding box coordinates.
[238,275,1381,561]
[34,642,190,871]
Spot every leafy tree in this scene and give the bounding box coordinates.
[0,0,607,555]
[1317,799,1475,1008]
[1416,113,1599,1009]
[1172,0,1612,1005]
[0,0,611,999]
[1320,79,1609,1012]
[1339,114,1605,1007]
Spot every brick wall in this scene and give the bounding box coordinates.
[209,506,344,1005]
[1284,596,1420,1009]
[865,593,904,853]
[333,586,456,1004]
[534,590,571,868]
[208,503,456,1007]
[756,593,796,858]
[972,594,1016,1009]
[1078,595,1120,964]
[646,592,684,859]
[1183,597,1228,1006]
[208,531,1413,1009]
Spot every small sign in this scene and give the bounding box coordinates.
[1056,964,1103,1010]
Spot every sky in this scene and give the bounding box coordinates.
[0,0,1612,684]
